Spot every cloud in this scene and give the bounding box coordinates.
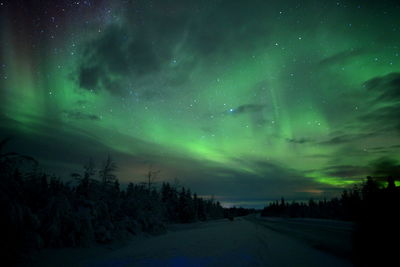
[75,0,275,97]
[286,137,312,144]
[78,66,103,92]
[183,158,343,202]
[369,144,400,153]
[321,72,400,154]
[229,104,265,115]
[62,110,100,121]
[319,132,376,145]
[319,48,366,66]
[320,164,370,178]
[77,25,162,95]
[354,73,400,133]
[364,72,400,102]
[359,105,400,132]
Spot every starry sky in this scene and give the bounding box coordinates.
[1,0,400,207]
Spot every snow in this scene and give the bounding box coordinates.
[30,216,351,267]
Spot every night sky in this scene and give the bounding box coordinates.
[1,0,399,207]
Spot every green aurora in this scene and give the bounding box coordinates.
[1,0,400,207]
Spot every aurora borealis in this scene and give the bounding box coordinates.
[1,0,399,207]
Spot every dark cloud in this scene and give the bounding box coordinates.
[304,154,331,158]
[320,132,376,145]
[78,66,102,90]
[319,48,366,66]
[364,72,400,102]
[62,110,100,121]
[75,0,275,97]
[320,135,355,145]
[183,158,342,202]
[320,165,370,178]
[371,157,400,178]
[74,1,201,96]
[369,144,400,152]
[0,115,106,170]
[85,26,131,75]
[0,113,178,179]
[286,137,312,144]
[103,151,346,204]
[359,102,400,132]
[350,73,400,133]
[77,25,163,95]
[230,104,265,115]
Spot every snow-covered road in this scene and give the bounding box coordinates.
[32,216,353,267]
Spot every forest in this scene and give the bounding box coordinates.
[261,175,400,266]
[0,139,227,265]
[261,176,398,221]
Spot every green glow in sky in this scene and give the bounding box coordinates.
[1,0,400,206]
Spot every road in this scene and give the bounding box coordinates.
[248,216,354,260]
[32,216,353,267]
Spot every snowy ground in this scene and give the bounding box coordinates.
[30,216,353,267]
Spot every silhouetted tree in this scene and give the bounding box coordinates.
[99,155,116,186]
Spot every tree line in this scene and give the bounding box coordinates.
[261,175,399,221]
[261,175,400,266]
[0,140,225,265]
